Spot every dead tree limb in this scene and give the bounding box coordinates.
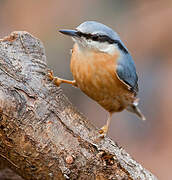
[0,32,158,180]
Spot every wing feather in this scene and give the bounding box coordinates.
[116,53,138,94]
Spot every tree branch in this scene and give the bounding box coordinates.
[0,32,158,180]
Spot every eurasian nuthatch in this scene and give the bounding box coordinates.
[49,21,145,136]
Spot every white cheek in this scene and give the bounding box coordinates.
[100,44,117,55]
[74,37,118,55]
[89,41,117,55]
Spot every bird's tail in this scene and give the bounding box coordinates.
[126,99,146,121]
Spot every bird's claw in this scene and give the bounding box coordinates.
[47,70,61,87]
[98,125,108,138]
[53,77,62,86]
[47,70,54,81]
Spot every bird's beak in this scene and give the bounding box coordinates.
[59,29,79,37]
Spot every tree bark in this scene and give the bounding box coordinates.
[0,31,158,180]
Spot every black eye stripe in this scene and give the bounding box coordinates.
[76,31,128,54]
[76,32,90,39]
[96,35,114,44]
[77,32,113,43]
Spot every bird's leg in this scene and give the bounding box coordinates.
[48,70,77,87]
[99,112,112,137]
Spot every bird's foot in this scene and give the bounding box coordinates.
[47,70,54,81]
[48,70,62,86]
[48,70,77,87]
[98,125,108,138]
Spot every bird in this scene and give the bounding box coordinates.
[48,21,145,137]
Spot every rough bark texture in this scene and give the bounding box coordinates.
[0,31,158,180]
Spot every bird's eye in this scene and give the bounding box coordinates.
[92,35,98,41]
[91,35,115,44]
[97,35,109,42]
[90,34,110,42]
[85,34,90,39]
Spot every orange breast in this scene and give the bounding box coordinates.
[70,43,135,112]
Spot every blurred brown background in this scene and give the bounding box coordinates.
[0,0,172,179]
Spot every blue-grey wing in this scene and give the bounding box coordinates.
[116,53,138,94]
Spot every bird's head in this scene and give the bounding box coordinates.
[59,21,128,55]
